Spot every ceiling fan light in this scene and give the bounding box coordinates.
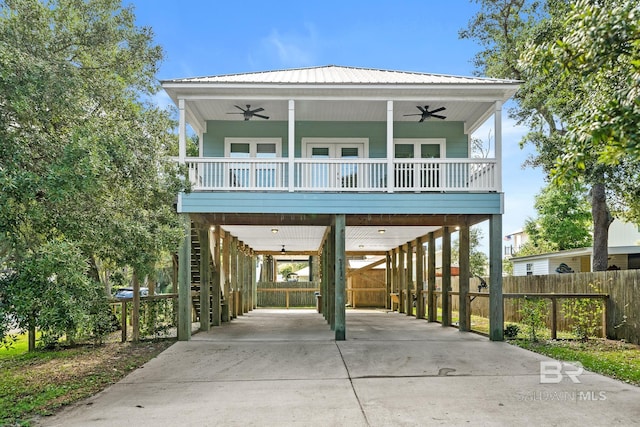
[271,228,278,234]
[378,229,386,234]
[281,245,286,255]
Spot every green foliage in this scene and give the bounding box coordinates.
[0,0,188,349]
[519,297,548,341]
[562,283,605,341]
[516,182,592,255]
[515,339,640,386]
[0,240,110,349]
[452,227,489,275]
[504,323,520,339]
[461,0,640,271]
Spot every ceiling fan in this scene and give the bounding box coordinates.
[227,104,269,121]
[404,105,446,122]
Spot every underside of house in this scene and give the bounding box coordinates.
[162,65,520,341]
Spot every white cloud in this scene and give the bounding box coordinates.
[255,23,320,68]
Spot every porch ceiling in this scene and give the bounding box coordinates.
[221,225,440,254]
[185,98,495,134]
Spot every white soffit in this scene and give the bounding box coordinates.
[222,225,440,253]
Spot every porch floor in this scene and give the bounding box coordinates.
[41,309,640,426]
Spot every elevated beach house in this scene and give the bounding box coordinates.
[162,65,519,341]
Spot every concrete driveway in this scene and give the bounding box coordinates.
[39,309,640,426]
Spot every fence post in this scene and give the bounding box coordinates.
[121,300,127,343]
[551,297,557,340]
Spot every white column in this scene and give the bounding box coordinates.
[494,101,503,192]
[288,99,295,192]
[386,100,394,193]
[178,99,186,163]
[198,130,204,157]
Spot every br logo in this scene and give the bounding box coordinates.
[539,361,584,384]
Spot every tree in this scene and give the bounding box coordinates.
[461,0,640,270]
[517,182,592,255]
[452,227,489,275]
[0,0,186,347]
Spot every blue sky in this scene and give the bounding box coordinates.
[131,0,545,240]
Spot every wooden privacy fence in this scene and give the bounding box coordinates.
[433,270,639,344]
[257,281,319,308]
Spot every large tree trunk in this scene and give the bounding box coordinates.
[591,182,613,271]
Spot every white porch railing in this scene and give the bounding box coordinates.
[185,157,498,192]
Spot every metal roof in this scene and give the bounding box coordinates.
[162,65,518,85]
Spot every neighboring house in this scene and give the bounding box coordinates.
[503,229,528,257]
[162,65,519,341]
[510,219,640,275]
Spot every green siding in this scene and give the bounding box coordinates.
[203,120,469,158]
[180,192,502,215]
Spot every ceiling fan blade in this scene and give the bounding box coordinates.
[250,107,265,113]
[234,105,246,111]
[253,114,270,120]
[430,107,446,113]
[432,114,447,120]
[403,113,422,117]
[419,117,426,122]
[417,106,427,113]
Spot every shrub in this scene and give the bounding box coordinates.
[519,297,548,341]
[562,282,604,341]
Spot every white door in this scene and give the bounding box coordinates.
[307,143,363,189]
[394,139,444,190]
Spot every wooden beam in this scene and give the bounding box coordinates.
[212,226,221,326]
[346,257,386,276]
[458,225,470,332]
[442,227,451,327]
[398,245,405,314]
[489,214,504,341]
[177,214,191,341]
[406,240,413,317]
[415,236,425,319]
[386,252,392,310]
[427,233,437,322]
[334,214,346,340]
[198,227,211,331]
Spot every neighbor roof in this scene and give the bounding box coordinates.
[161,65,518,85]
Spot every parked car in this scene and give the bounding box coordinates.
[114,287,149,299]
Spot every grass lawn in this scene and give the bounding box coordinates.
[514,338,640,386]
[0,332,174,426]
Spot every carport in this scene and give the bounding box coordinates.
[178,211,504,341]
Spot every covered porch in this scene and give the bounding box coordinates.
[176,211,504,341]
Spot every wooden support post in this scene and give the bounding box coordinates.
[416,237,425,319]
[212,226,221,326]
[322,241,329,321]
[334,214,346,341]
[406,241,413,317]
[328,224,336,330]
[222,231,231,322]
[198,227,211,331]
[177,214,192,341]
[231,237,239,317]
[459,224,470,332]
[489,214,504,341]
[386,252,392,310]
[398,246,406,314]
[121,300,127,342]
[551,297,557,340]
[442,227,451,327]
[392,248,399,311]
[602,297,608,338]
[132,270,140,342]
[427,233,437,322]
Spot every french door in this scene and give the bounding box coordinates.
[394,139,445,190]
[306,141,364,189]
